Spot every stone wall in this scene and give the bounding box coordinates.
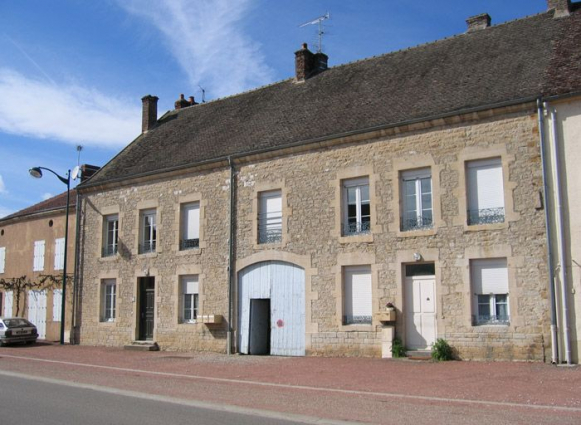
[79,107,550,361]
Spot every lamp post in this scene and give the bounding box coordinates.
[29,166,70,345]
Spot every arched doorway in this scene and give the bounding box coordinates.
[238,261,305,356]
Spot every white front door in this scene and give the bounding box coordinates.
[405,276,436,350]
[27,290,47,339]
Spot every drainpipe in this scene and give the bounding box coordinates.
[227,157,235,355]
[71,190,82,344]
[546,103,572,365]
[538,99,559,364]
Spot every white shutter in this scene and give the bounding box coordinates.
[0,247,5,274]
[344,266,372,319]
[54,238,65,271]
[33,240,45,271]
[471,258,509,294]
[182,203,200,240]
[182,275,199,294]
[467,158,504,211]
[4,291,13,316]
[53,289,62,321]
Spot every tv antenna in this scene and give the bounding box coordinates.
[299,12,330,53]
[198,85,206,103]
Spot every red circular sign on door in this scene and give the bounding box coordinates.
[276,319,284,328]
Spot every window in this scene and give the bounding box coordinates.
[0,247,5,274]
[343,266,372,325]
[53,289,62,322]
[342,178,370,236]
[180,275,199,323]
[33,240,45,271]
[258,190,282,244]
[3,291,13,317]
[54,238,65,270]
[470,258,509,325]
[401,169,432,231]
[466,158,505,225]
[101,279,116,322]
[139,210,156,254]
[180,202,200,250]
[102,215,119,257]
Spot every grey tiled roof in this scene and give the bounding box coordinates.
[85,8,581,187]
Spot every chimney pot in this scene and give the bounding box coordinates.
[547,0,571,17]
[466,13,491,32]
[188,96,198,106]
[175,93,191,110]
[141,95,158,133]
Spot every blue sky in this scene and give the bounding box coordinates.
[0,0,548,218]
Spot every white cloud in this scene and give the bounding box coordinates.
[118,0,275,99]
[42,192,53,201]
[0,175,6,194]
[0,68,140,149]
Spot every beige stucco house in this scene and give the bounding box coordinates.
[76,1,581,362]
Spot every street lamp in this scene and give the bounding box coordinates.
[29,166,70,345]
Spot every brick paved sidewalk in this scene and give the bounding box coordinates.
[0,342,580,424]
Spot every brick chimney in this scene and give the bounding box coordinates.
[547,0,571,17]
[466,13,491,32]
[295,43,328,81]
[174,94,190,110]
[141,95,158,133]
[80,164,100,182]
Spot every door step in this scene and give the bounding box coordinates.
[124,341,160,351]
[406,350,432,360]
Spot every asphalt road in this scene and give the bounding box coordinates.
[0,373,326,425]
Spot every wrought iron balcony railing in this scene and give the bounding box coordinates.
[102,245,118,257]
[139,240,156,254]
[472,314,510,325]
[467,207,505,225]
[343,221,371,236]
[258,228,282,244]
[401,215,433,232]
[343,315,372,325]
[180,238,200,250]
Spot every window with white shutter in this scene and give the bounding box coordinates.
[180,275,199,323]
[180,202,200,250]
[33,240,45,272]
[0,247,5,274]
[258,190,282,244]
[470,258,509,325]
[343,266,372,325]
[466,158,505,225]
[53,289,62,322]
[3,291,13,317]
[54,238,65,271]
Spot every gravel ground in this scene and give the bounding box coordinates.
[0,343,580,424]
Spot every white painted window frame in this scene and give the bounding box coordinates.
[180,275,199,323]
[140,209,157,253]
[33,240,45,272]
[342,265,372,325]
[54,238,65,271]
[258,190,282,244]
[401,168,432,231]
[470,258,510,325]
[342,177,370,236]
[180,202,200,250]
[101,279,116,322]
[102,214,119,257]
[52,289,62,322]
[0,247,5,274]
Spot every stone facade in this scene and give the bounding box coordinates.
[79,104,550,361]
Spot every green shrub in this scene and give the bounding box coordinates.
[431,338,454,361]
[391,337,406,358]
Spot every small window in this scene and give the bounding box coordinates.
[101,279,116,322]
[466,158,505,225]
[343,266,372,325]
[258,190,282,244]
[470,258,509,325]
[139,210,156,254]
[342,178,370,236]
[102,215,119,257]
[180,275,199,323]
[54,238,65,270]
[401,169,432,231]
[180,202,200,250]
[33,240,45,271]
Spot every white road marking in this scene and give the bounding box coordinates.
[0,354,580,413]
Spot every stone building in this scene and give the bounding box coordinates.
[77,1,581,361]
[0,191,77,342]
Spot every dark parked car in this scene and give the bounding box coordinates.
[0,317,38,346]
